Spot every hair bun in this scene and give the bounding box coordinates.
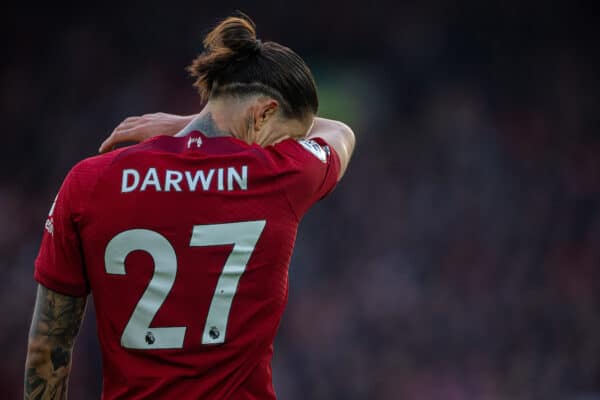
[188,12,319,120]
[203,14,260,56]
[187,14,262,100]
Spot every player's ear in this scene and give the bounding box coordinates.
[252,98,279,131]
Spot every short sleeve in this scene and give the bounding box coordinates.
[268,137,341,218]
[35,166,90,297]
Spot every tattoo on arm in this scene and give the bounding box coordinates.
[25,285,87,400]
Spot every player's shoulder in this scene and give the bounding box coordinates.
[294,138,331,163]
[71,135,171,173]
[52,149,129,211]
[61,146,139,198]
[69,147,129,180]
[264,138,335,169]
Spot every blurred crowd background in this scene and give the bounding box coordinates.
[2,1,598,399]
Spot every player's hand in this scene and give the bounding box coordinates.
[99,113,195,153]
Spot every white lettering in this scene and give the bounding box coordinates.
[184,170,215,191]
[165,170,183,192]
[140,168,162,191]
[217,168,224,191]
[122,169,140,193]
[200,169,215,191]
[228,166,247,191]
[123,167,247,193]
[185,171,201,191]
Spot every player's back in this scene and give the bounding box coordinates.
[34,130,339,399]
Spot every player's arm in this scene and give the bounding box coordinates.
[24,285,87,400]
[98,113,355,178]
[98,112,196,153]
[306,117,355,179]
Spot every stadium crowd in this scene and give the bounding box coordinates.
[2,2,597,399]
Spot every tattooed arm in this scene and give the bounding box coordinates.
[24,285,87,400]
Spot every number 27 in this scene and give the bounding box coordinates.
[104,220,266,349]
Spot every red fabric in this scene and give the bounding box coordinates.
[34,131,340,400]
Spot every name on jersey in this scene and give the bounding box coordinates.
[121,166,248,193]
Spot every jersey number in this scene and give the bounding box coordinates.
[104,221,266,349]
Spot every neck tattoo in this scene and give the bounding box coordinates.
[176,113,231,138]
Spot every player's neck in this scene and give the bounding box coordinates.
[176,99,303,146]
[185,112,232,138]
[177,101,253,142]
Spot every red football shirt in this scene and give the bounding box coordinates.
[34,131,340,399]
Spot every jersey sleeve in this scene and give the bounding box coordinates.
[34,163,91,297]
[268,137,341,218]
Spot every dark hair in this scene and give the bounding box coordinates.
[187,13,318,120]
